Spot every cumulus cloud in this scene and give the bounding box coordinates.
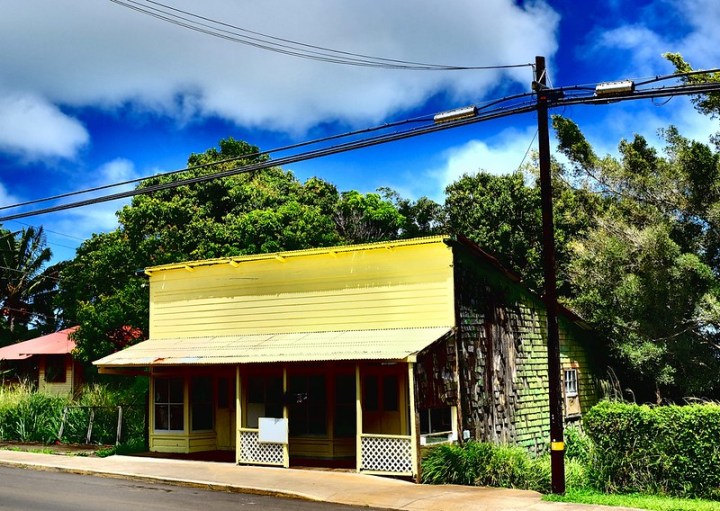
[0,92,88,160]
[55,158,138,233]
[0,0,559,135]
[427,126,538,198]
[589,0,720,77]
[5,158,141,262]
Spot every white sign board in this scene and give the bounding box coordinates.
[258,417,288,444]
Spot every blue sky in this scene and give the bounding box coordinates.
[0,0,718,262]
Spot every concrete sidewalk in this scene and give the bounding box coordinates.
[0,449,639,511]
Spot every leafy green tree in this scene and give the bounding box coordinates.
[377,187,445,238]
[0,226,62,342]
[554,116,720,399]
[443,170,602,294]
[664,53,720,120]
[333,190,405,244]
[59,138,429,364]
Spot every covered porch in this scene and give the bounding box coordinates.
[96,326,456,479]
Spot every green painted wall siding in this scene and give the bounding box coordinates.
[453,248,602,454]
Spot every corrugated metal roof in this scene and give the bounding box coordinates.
[0,327,78,361]
[93,327,453,367]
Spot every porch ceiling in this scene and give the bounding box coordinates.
[93,326,453,367]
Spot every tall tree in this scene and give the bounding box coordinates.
[554,116,720,400]
[0,226,61,342]
[443,169,602,294]
[59,138,430,364]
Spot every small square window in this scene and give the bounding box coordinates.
[564,369,578,398]
[45,355,66,383]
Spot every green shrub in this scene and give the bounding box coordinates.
[584,401,720,500]
[477,444,531,488]
[564,425,592,464]
[421,442,487,485]
[421,441,590,493]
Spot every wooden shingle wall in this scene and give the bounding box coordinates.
[453,249,602,454]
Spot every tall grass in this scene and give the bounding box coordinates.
[0,381,146,447]
[0,382,64,443]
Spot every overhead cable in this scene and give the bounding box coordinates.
[0,92,534,213]
[0,100,538,222]
[108,0,533,71]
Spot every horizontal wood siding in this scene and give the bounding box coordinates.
[151,434,190,452]
[189,433,217,452]
[38,355,74,396]
[150,242,454,338]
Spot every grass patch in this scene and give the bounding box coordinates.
[544,488,720,511]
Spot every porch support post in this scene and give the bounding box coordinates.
[282,365,289,468]
[235,365,242,464]
[408,361,419,480]
[355,363,362,473]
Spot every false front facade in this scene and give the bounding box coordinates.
[94,236,601,478]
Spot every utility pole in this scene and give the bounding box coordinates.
[534,55,565,494]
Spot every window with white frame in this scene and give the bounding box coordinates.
[564,369,579,398]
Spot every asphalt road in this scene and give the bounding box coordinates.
[0,466,385,511]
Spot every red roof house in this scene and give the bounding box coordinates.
[0,327,82,395]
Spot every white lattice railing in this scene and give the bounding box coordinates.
[360,433,413,475]
[238,428,285,466]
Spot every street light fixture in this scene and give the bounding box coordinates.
[433,105,478,123]
[595,79,635,97]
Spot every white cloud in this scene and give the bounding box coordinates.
[589,0,720,77]
[55,158,138,234]
[6,158,141,262]
[0,0,559,136]
[427,126,538,199]
[0,181,21,210]
[0,91,88,160]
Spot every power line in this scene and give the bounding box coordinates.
[0,264,60,282]
[108,0,533,71]
[0,92,535,215]
[2,72,719,224]
[0,114,437,214]
[0,99,539,222]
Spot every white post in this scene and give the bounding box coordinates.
[355,363,362,472]
[116,406,123,445]
[236,366,242,464]
[283,366,289,468]
[408,362,418,479]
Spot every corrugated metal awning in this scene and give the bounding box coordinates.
[93,327,453,367]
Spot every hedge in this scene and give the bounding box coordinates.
[583,401,720,499]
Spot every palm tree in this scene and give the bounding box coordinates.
[0,226,61,338]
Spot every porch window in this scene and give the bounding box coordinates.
[44,355,66,383]
[288,375,326,436]
[191,376,213,431]
[564,369,579,397]
[154,377,184,431]
[362,375,398,411]
[334,374,356,437]
[247,375,283,428]
[420,407,452,434]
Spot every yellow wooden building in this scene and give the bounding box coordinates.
[94,235,602,478]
